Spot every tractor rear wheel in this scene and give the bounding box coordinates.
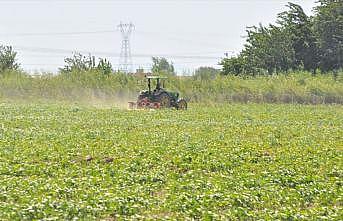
[157,93,171,108]
[177,99,187,110]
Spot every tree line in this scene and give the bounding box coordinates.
[0,1,341,77]
[0,46,180,76]
[220,0,342,76]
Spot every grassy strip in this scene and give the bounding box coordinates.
[0,70,342,104]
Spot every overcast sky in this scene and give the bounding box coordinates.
[0,0,317,74]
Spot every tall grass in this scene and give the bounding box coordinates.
[0,70,342,105]
[176,72,343,104]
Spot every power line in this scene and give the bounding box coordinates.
[21,51,229,57]
[13,46,223,59]
[21,60,218,67]
[1,29,230,38]
[0,29,232,48]
[0,30,116,37]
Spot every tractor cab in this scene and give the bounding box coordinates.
[147,76,167,95]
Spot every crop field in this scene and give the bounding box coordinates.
[0,102,342,220]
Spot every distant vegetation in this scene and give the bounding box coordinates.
[0,1,342,105]
[151,57,176,75]
[0,45,20,72]
[0,70,342,105]
[59,53,113,75]
[221,1,342,75]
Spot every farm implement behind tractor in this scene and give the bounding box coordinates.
[129,76,187,110]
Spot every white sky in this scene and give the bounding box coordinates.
[0,0,317,74]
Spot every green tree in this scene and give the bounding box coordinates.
[278,2,319,73]
[193,66,219,80]
[222,23,296,76]
[0,45,20,73]
[314,0,343,72]
[60,53,96,73]
[60,53,113,74]
[243,24,296,74]
[220,56,247,76]
[220,2,336,76]
[151,57,175,75]
[97,58,113,75]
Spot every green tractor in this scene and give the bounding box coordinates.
[129,76,187,110]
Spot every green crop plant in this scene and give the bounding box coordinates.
[0,103,341,220]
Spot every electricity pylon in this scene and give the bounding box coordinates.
[118,22,134,73]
